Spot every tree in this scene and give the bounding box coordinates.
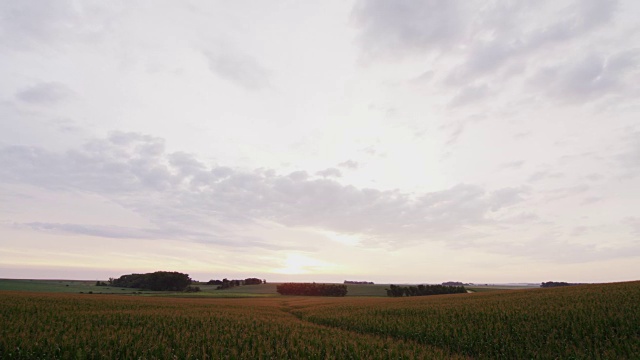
[110,271,192,291]
[244,278,263,285]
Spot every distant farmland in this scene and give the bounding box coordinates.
[1,281,638,359]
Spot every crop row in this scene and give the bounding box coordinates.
[291,281,640,359]
[0,292,457,359]
[2,281,638,359]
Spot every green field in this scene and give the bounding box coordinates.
[0,279,281,297]
[1,281,638,359]
[0,279,164,295]
[0,279,426,297]
[0,279,524,297]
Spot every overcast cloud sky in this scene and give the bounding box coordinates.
[1,0,639,283]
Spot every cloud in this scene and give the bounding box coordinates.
[528,171,565,183]
[570,226,589,237]
[618,129,640,174]
[352,0,467,58]
[353,0,636,105]
[316,168,342,178]
[446,0,620,82]
[0,132,528,248]
[572,0,619,31]
[500,161,525,170]
[204,48,270,90]
[17,222,167,240]
[624,217,640,235]
[14,222,296,251]
[0,1,114,50]
[338,160,359,169]
[486,233,640,263]
[543,184,590,201]
[0,1,74,48]
[15,82,73,104]
[352,1,620,61]
[529,51,638,102]
[445,41,519,85]
[488,187,528,210]
[448,83,490,108]
[581,196,602,205]
[495,212,540,225]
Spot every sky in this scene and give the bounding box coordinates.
[1,0,639,284]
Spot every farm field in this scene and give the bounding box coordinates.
[0,279,158,295]
[0,290,458,359]
[0,279,398,297]
[1,281,639,359]
[0,279,280,298]
[0,279,521,297]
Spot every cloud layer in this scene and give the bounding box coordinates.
[0,132,528,248]
[1,1,639,281]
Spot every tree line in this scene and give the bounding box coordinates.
[386,284,467,297]
[206,278,265,289]
[344,280,374,284]
[541,281,583,288]
[108,271,193,291]
[276,283,348,297]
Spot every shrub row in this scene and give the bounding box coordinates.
[540,281,582,288]
[277,283,347,297]
[386,284,466,297]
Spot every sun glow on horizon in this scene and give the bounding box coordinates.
[273,254,336,275]
[322,230,362,246]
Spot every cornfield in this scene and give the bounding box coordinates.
[0,292,456,359]
[1,281,639,359]
[292,281,640,359]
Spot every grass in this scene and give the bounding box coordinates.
[0,279,154,294]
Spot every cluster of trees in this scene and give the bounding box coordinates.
[541,281,581,288]
[244,278,264,285]
[207,278,265,290]
[276,283,348,297]
[442,281,465,286]
[109,271,192,291]
[386,284,467,297]
[344,280,374,284]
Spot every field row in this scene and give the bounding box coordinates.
[1,281,638,359]
[0,292,458,359]
[291,281,640,358]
